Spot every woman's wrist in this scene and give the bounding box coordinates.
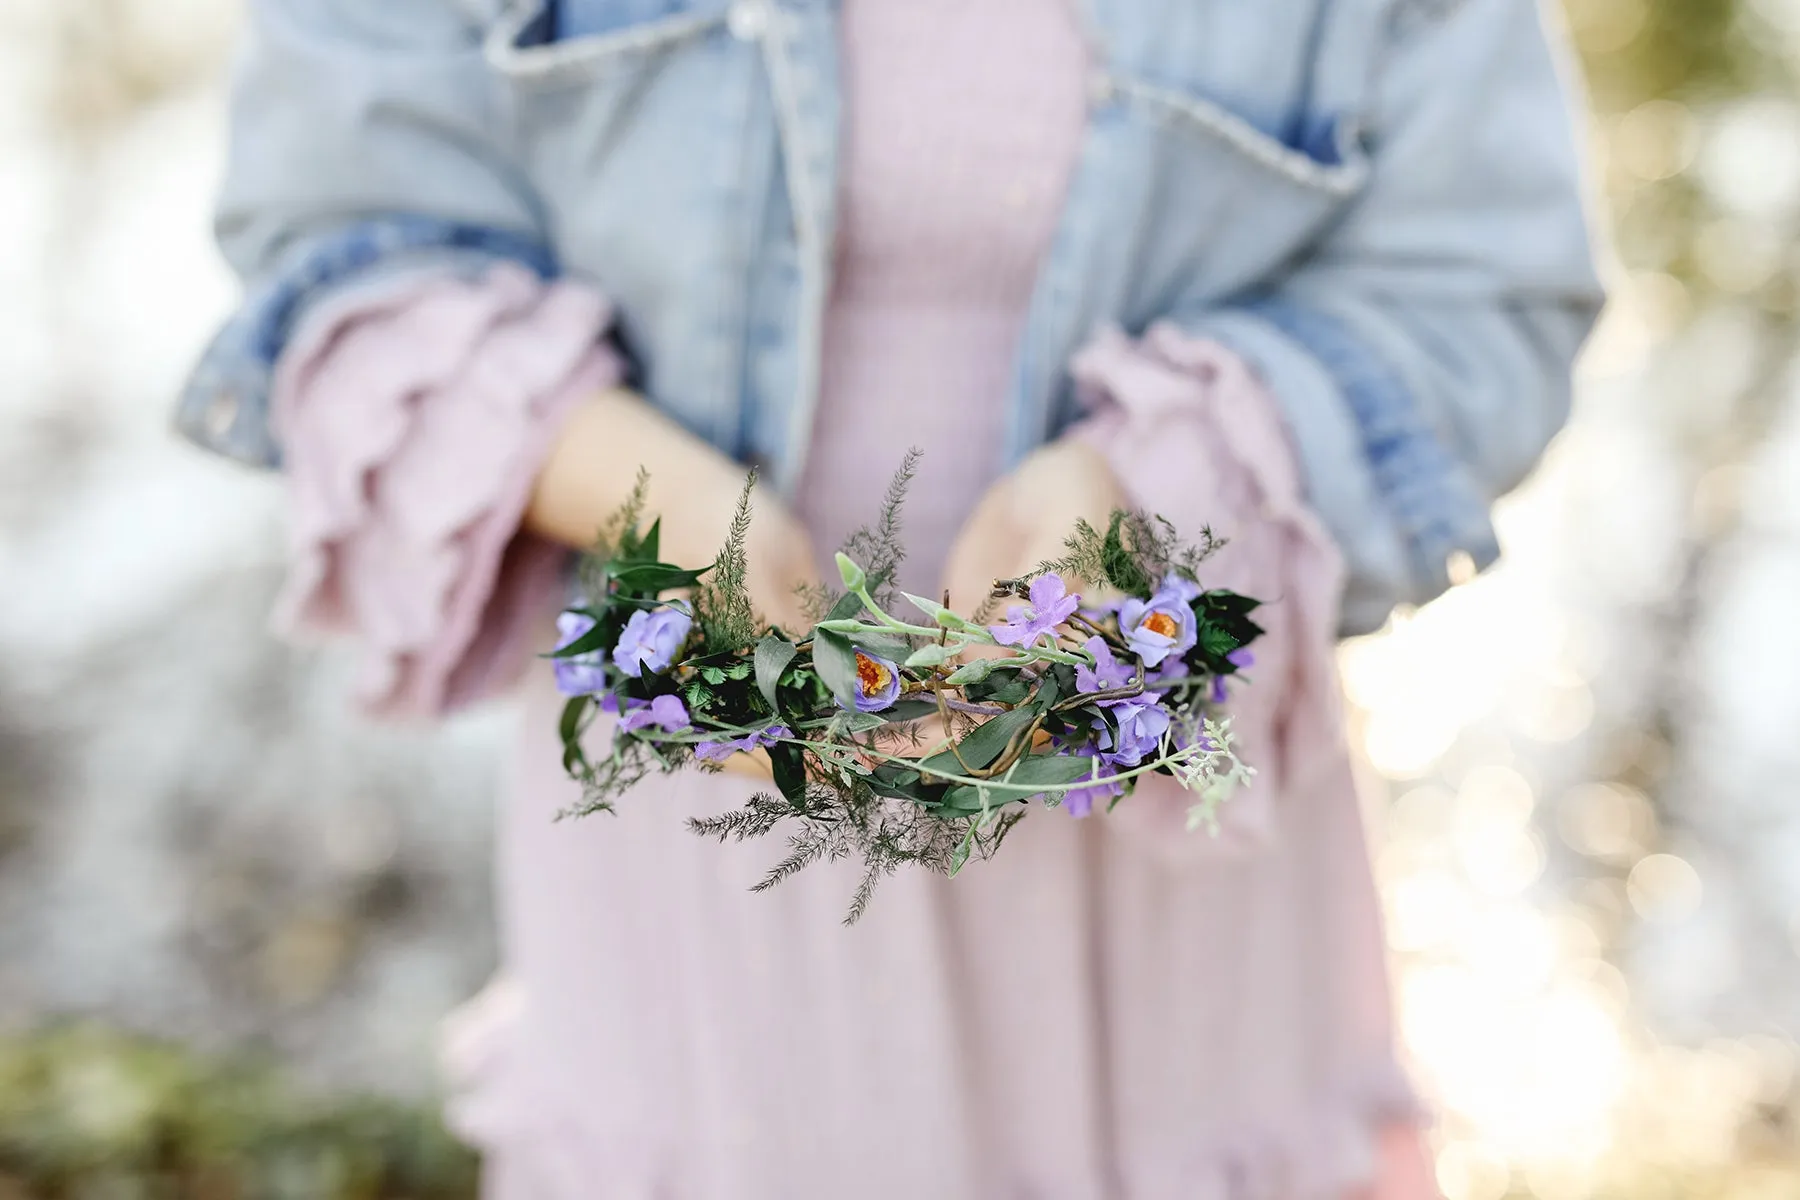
[525,387,740,556]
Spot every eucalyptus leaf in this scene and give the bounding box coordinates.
[918,706,1039,778]
[754,635,798,711]
[939,785,1017,816]
[1001,753,1100,792]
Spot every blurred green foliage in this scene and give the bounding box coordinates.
[0,1026,476,1199]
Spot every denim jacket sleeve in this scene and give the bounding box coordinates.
[175,0,556,468]
[1177,0,1605,634]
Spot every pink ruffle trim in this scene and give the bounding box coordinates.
[270,263,624,717]
[1070,324,1350,858]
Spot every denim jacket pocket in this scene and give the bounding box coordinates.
[479,0,748,249]
[1099,73,1373,315]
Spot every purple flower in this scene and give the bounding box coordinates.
[1211,676,1229,704]
[695,724,793,763]
[617,694,691,735]
[1075,636,1135,695]
[1095,698,1171,768]
[1227,648,1256,670]
[852,650,902,712]
[551,612,609,697]
[989,573,1081,649]
[1118,581,1199,668]
[613,605,693,677]
[1160,572,1203,605]
[1063,759,1124,819]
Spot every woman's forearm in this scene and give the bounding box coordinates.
[525,388,746,558]
[525,387,818,629]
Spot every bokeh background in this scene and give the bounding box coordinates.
[2,0,1798,1196]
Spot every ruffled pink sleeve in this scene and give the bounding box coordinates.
[1069,323,1349,855]
[269,263,625,718]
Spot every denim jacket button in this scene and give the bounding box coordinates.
[727,0,768,40]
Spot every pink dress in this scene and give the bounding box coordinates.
[270,2,1438,1196]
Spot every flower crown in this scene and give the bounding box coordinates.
[549,455,1262,922]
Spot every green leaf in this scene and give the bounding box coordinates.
[697,666,725,685]
[905,644,951,669]
[1199,623,1241,658]
[826,591,867,622]
[769,743,809,809]
[964,668,1029,706]
[841,628,912,663]
[938,786,1008,816]
[837,711,889,734]
[811,630,863,711]
[754,635,799,711]
[947,823,977,876]
[902,592,971,630]
[918,706,1039,778]
[558,695,592,774]
[1002,753,1100,793]
[867,762,927,801]
[608,562,711,594]
[1201,589,1262,616]
[641,517,661,561]
[548,618,612,659]
[722,661,752,680]
[943,658,997,686]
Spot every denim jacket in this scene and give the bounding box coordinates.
[177,0,1603,634]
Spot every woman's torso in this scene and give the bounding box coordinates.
[794,0,1089,587]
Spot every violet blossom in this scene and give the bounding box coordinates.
[613,604,693,677]
[695,724,793,763]
[551,611,609,697]
[989,573,1080,649]
[852,650,902,712]
[1062,758,1124,819]
[1075,635,1135,695]
[1094,697,1171,768]
[617,694,691,735]
[1118,579,1199,668]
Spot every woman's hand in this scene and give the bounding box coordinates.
[529,390,816,782]
[940,436,1130,619]
[528,387,817,630]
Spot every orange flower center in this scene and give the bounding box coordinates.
[855,652,892,695]
[1143,611,1180,639]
